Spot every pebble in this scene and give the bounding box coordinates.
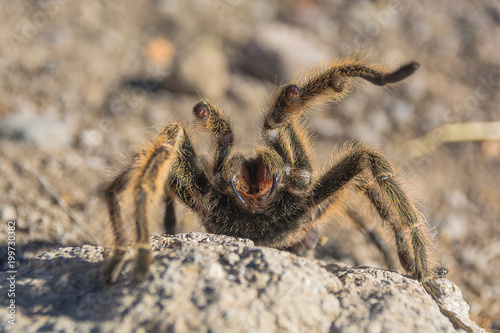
[171,39,230,98]
[1,205,17,221]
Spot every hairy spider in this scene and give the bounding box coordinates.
[102,56,440,288]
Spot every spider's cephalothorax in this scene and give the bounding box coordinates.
[103,57,440,289]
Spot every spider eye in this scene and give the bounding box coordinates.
[193,102,210,120]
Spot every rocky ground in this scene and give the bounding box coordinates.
[0,233,488,332]
[0,0,499,330]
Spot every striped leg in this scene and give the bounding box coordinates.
[311,144,435,282]
[103,123,210,284]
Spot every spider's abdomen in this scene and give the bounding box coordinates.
[204,190,311,247]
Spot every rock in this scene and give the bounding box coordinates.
[1,205,17,221]
[0,233,486,333]
[428,278,487,333]
[236,23,331,82]
[162,40,230,99]
[0,246,25,271]
[325,264,485,333]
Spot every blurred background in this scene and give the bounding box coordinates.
[0,0,499,329]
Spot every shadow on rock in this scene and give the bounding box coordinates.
[6,246,131,322]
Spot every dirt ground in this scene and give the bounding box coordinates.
[0,0,499,329]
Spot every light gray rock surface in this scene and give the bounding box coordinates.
[0,233,486,333]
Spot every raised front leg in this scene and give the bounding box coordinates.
[262,58,422,258]
[262,59,420,193]
[262,85,313,193]
[192,101,235,189]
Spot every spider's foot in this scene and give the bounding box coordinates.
[419,268,448,297]
[361,61,421,86]
[435,267,449,278]
[133,248,152,283]
[383,62,421,84]
[102,248,126,286]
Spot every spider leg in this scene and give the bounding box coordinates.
[263,85,313,193]
[298,195,397,269]
[192,101,234,188]
[262,59,423,260]
[262,59,419,192]
[162,197,176,234]
[103,123,210,284]
[311,143,435,282]
[345,206,398,270]
[258,85,316,254]
[265,59,419,125]
[102,169,130,284]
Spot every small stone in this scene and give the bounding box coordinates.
[163,39,230,98]
[1,205,17,221]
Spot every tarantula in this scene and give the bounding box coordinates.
[102,57,439,287]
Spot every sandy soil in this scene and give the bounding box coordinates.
[0,0,499,329]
